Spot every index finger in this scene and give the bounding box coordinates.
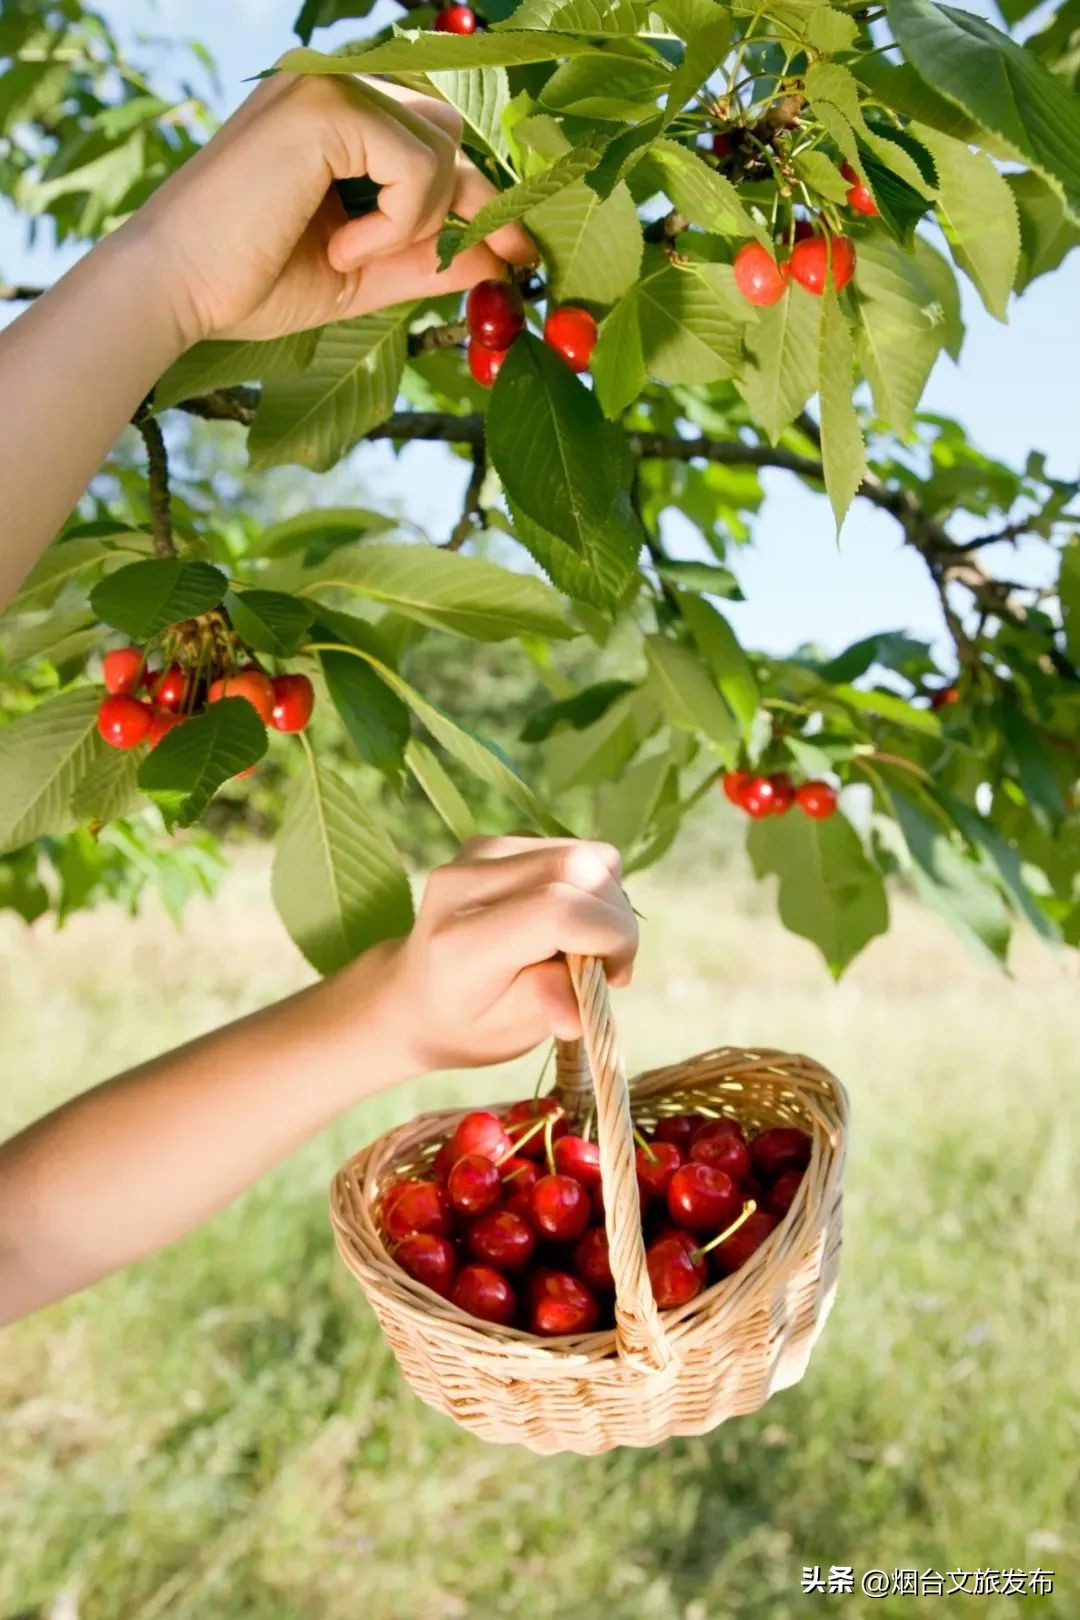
[452,159,537,268]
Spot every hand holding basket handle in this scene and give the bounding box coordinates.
[332,896,849,1454]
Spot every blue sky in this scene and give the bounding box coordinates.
[2,0,1077,658]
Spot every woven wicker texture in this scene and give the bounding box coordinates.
[330,954,848,1455]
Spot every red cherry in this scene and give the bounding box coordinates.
[208,669,274,725]
[97,694,152,750]
[433,1138,457,1183]
[768,772,795,814]
[739,774,778,818]
[383,1179,452,1242]
[102,647,145,696]
[750,1127,812,1180]
[789,233,856,296]
[711,131,733,160]
[530,1174,591,1242]
[394,1233,457,1297]
[465,1208,536,1271]
[270,673,315,734]
[841,162,878,216]
[646,1232,707,1308]
[692,1117,746,1148]
[552,1134,602,1189]
[447,1153,502,1217]
[654,1112,707,1151]
[543,306,598,373]
[449,1109,512,1165]
[796,780,838,820]
[733,242,789,307]
[499,1154,540,1195]
[722,769,752,806]
[667,1163,742,1232]
[504,1188,535,1225]
[434,3,477,31]
[792,218,816,243]
[929,685,960,710]
[529,1270,599,1336]
[465,278,524,351]
[690,1132,752,1183]
[451,1265,516,1325]
[467,340,507,388]
[573,1226,614,1292]
[146,664,186,712]
[147,708,182,748]
[503,1098,567,1159]
[710,1209,778,1276]
[766,1168,805,1217]
[635,1140,684,1200]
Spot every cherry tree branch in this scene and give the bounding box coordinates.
[443,444,487,551]
[0,283,45,302]
[134,415,177,558]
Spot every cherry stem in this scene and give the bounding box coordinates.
[543,1111,557,1177]
[692,1200,758,1262]
[533,1041,555,1100]
[503,1115,548,1156]
[633,1127,656,1160]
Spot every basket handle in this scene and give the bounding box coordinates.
[553,955,678,1377]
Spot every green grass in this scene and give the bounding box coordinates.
[1,855,1077,1619]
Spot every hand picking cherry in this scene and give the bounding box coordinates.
[529,1270,599,1335]
[466,279,524,351]
[734,242,788,307]
[394,1233,457,1297]
[447,1153,502,1217]
[466,1209,536,1271]
[383,1179,452,1242]
[667,1163,742,1231]
[750,1127,812,1180]
[553,1134,602,1188]
[530,1174,591,1242]
[451,1265,516,1325]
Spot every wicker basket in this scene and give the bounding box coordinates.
[330,954,848,1456]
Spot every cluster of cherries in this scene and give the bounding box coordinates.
[380,1098,811,1333]
[95,642,315,755]
[722,769,838,821]
[464,279,598,388]
[725,158,877,309]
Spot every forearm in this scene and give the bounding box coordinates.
[0,941,413,1323]
[0,221,189,610]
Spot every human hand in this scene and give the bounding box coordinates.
[131,71,534,348]
[375,837,639,1075]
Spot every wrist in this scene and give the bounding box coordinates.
[105,213,205,361]
[315,939,423,1109]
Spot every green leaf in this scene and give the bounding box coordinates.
[137,699,268,827]
[644,634,737,748]
[828,682,942,734]
[448,141,608,258]
[818,286,866,533]
[945,796,1060,946]
[545,688,658,791]
[70,746,145,825]
[154,332,318,411]
[3,611,97,667]
[793,149,853,206]
[887,0,1080,222]
[1008,170,1080,293]
[405,738,477,843]
[90,560,227,641]
[999,701,1068,830]
[0,689,103,854]
[911,235,965,362]
[248,308,413,472]
[637,261,748,385]
[591,291,648,418]
[525,180,642,304]
[677,591,759,739]
[422,66,513,165]
[853,137,934,246]
[748,810,889,976]
[648,139,763,240]
[497,0,648,27]
[855,55,984,145]
[807,4,859,52]
[276,34,648,75]
[285,540,574,641]
[506,498,639,611]
[655,561,742,597]
[805,62,936,196]
[539,54,670,121]
[738,280,821,444]
[251,506,397,560]
[521,680,636,742]
[224,589,314,656]
[914,126,1020,320]
[595,748,675,852]
[272,754,413,976]
[11,532,152,613]
[0,849,48,924]
[890,787,1011,968]
[488,333,644,562]
[319,648,410,776]
[663,6,734,127]
[1060,537,1080,664]
[854,235,947,435]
